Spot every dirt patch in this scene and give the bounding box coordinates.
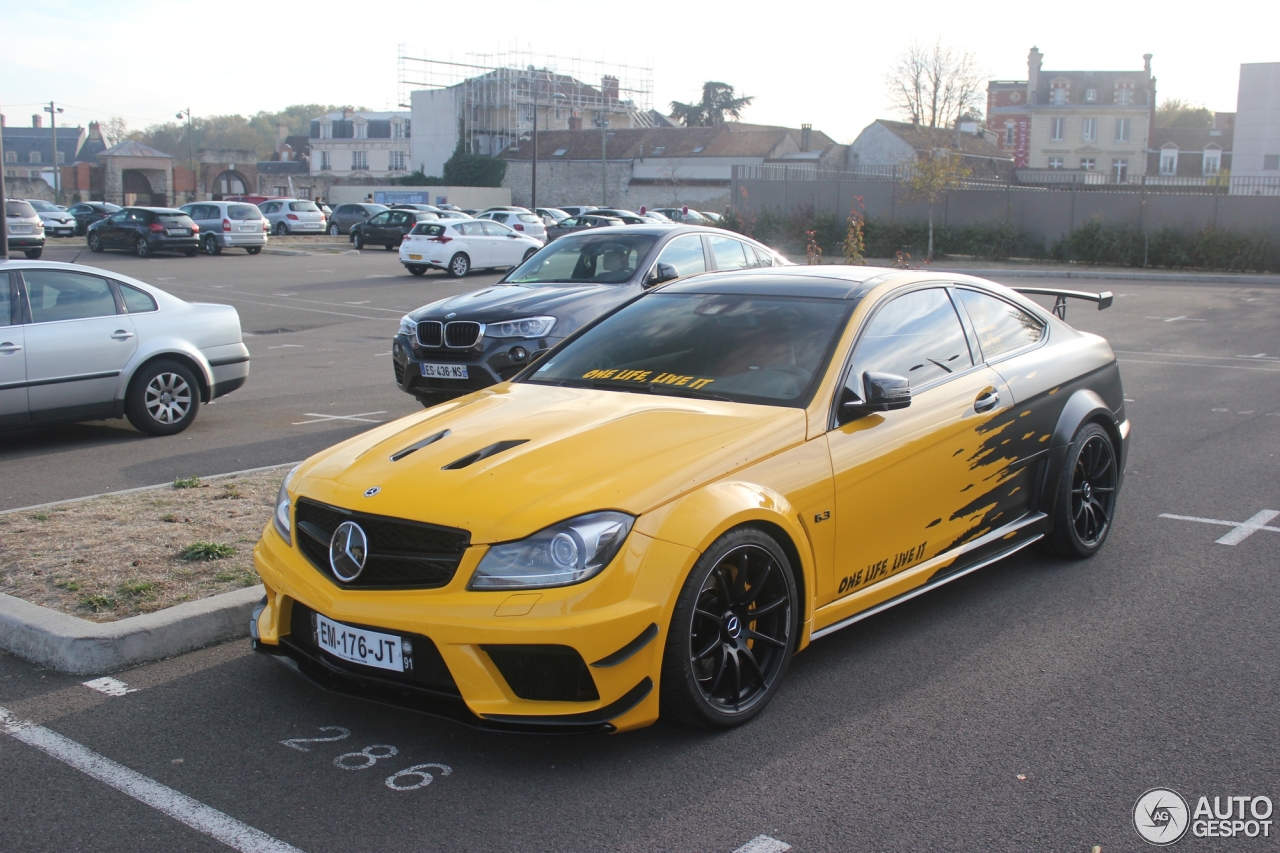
[0,470,285,623]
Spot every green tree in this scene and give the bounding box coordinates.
[1155,98,1214,129]
[903,150,971,261]
[442,144,507,187]
[670,82,754,127]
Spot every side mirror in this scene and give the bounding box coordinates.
[646,262,680,287]
[838,371,911,424]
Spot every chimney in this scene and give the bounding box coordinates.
[276,121,289,149]
[33,114,42,128]
[1027,47,1043,102]
[568,114,583,131]
[88,121,101,139]
[1143,53,1153,75]
[0,114,6,128]
[800,123,812,152]
[601,76,619,103]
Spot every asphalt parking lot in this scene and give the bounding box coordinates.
[2,245,1278,851]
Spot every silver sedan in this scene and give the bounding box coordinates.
[0,260,250,435]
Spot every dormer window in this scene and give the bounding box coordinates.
[1203,147,1222,176]
[552,148,568,157]
[319,121,333,139]
[692,145,705,154]
[652,146,665,155]
[56,151,65,164]
[29,151,41,164]
[1051,80,1069,105]
[1115,81,1134,106]
[392,120,404,139]
[1159,146,1178,176]
[4,151,15,163]
[1085,88,1098,102]
[354,120,368,139]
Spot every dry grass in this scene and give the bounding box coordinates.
[0,470,284,623]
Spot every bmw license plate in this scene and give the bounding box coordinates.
[314,612,405,672]
[420,363,468,379]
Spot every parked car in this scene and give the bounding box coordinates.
[392,225,788,406]
[398,218,543,279]
[315,202,333,217]
[476,209,547,243]
[87,207,200,258]
[259,199,326,235]
[652,207,713,225]
[534,207,570,226]
[546,214,625,241]
[179,201,268,255]
[437,203,462,212]
[434,210,469,220]
[0,259,249,434]
[5,200,45,259]
[590,208,672,225]
[350,210,439,250]
[66,201,122,236]
[26,200,76,237]
[559,205,597,218]
[699,211,724,223]
[326,203,387,236]
[390,203,441,213]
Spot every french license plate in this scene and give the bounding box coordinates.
[239,224,259,232]
[421,363,468,379]
[11,225,31,234]
[408,254,423,260]
[167,228,189,236]
[314,613,405,672]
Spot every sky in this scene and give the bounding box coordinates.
[2,0,1274,145]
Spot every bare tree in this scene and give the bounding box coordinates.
[885,41,984,128]
[903,150,971,261]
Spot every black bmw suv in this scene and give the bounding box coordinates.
[86,207,200,258]
[392,225,789,407]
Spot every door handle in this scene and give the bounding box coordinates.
[111,330,135,341]
[0,342,22,354]
[974,389,1000,413]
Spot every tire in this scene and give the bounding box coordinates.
[135,237,151,258]
[246,246,262,255]
[275,222,289,236]
[384,243,396,251]
[406,265,427,276]
[125,360,201,436]
[1043,422,1119,559]
[447,253,470,277]
[522,247,537,262]
[328,222,340,236]
[202,235,221,255]
[183,248,198,257]
[87,233,102,252]
[415,393,451,409]
[24,248,43,260]
[352,232,365,250]
[660,526,798,728]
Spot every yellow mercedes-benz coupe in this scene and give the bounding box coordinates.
[252,264,1129,732]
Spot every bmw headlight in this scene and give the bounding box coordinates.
[272,465,300,546]
[486,316,556,339]
[397,315,417,338]
[469,511,634,590]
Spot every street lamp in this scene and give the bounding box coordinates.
[176,108,193,198]
[44,102,64,205]
[594,117,610,206]
[530,72,565,213]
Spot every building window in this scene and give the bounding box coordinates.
[519,103,534,123]
[352,150,368,170]
[1112,158,1129,181]
[1263,154,1280,170]
[1051,81,1068,105]
[1159,150,1178,175]
[1114,118,1131,142]
[4,151,15,163]
[1004,122,1015,145]
[651,146,665,155]
[1203,150,1221,176]
[1085,88,1098,102]
[320,151,331,170]
[4,169,14,178]
[1115,82,1134,106]
[30,151,41,164]
[354,122,367,139]
[552,148,568,157]
[1048,157,1065,169]
[390,151,407,170]
[1080,158,1096,170]
[554,104,565,121]
[1051,117,1065,141]
[57,151,65,164]
[1081,118,1098,142]
[392,121,404,139]
[319,122,332,139]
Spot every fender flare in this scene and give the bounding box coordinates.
[116,343,215,403]
[1040,388,1120,528]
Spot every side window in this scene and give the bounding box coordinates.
[108,211,127,224]
[119,283,158,313]
[481,221,511,236]
[2,274,14,327]
[456,222,482,236]
[851,288,973,389]
[707,234,751,271]
[23,271,120,323]
[955,289,1045,361]
[368,212,391,225]
[752,245,775,267]
[655,234,707,277]
[125,210,146,223]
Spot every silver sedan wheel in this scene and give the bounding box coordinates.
[144,372,193,424]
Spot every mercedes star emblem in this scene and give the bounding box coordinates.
[364,486,381,498]
[329,521,369,582]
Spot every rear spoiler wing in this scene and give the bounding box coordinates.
[1011,287,1113,320]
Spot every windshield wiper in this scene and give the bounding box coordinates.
[646,384,735,403]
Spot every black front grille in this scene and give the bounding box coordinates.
[482,645,599,702]
[445,321,481,348]
[417,321,442,347]
[294,498,470,589]
[289,601,459,694]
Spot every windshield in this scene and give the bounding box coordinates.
[290,202,319,212]
[28,200,64,212]
[6,201,37,218]
[506,233,658,286]
[156,213,194,224]
[526,293,852,407]
[228,204,261,220]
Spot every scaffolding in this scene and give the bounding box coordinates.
[397,46,654,156]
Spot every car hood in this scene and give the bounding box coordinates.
[409,283,634,324]
[291,382,806,543]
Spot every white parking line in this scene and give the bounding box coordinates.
[267,344,305,349]
[733,835,792,853]
[0,706,305,853]
[1146,316,1207,323]
[292,411,386,425]
[83,677,136,697]
[1159,510,1280,545]
[1119,359,1280,373]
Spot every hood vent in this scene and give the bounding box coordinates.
[390,429,450,462]
[442,439,529,470]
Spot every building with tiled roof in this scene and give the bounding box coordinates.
[1146,114,1233,180]
[848,120,1014,180]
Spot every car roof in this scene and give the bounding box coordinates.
[659,265,905,300]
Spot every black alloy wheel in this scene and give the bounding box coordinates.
[352,231,365,250]
[1045,422,1118,558]
[447,252,470,277]
[661,527,797,728]
[135,237,151,258]
[87,233,102,252]
[203,234,221,255]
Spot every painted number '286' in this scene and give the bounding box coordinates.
[280,726,452,792]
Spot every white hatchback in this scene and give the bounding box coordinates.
[399,219,543,277]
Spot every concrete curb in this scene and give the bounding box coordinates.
[0,585,263,675]
[928,267,1280,285]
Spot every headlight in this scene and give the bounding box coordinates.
[272,465,300,546]
[469,511,634,590]
[397,315,416,338]
[486,316,556,338]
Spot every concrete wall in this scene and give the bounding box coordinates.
[849,122,916,168]
[3,177,55,201]
[503,160,731,212]
[1233,62,1280,178]
[410,88,462,178]
[327,184,510,209]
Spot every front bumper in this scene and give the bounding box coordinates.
[252,516,696,733]
[390,333,549,400]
